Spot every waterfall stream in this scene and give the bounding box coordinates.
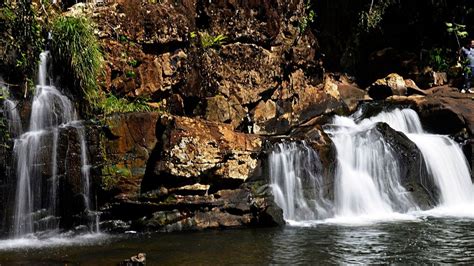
[270,108,474,224]
[270,142,332,222]
[11,51,98,237]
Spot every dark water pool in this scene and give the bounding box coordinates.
[0,217,473,264]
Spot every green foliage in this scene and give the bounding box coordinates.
[0,85,10,101]
[199,32,227,49]
[50,15,103,104]
[358,0,396,33]
[0,1,44,78]
[299,0,316,34]
[97,94,152,116]
[101,165,131,191]
[125,70,136,78]
[427,48,451,72]
[446,22,468,39]
[128,59,139,67]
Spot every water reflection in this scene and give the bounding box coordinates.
[269,219,474,264]
[0,219,474,264]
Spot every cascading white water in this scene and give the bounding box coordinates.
[365,109,474,207]
[12,51,98,237]
[1,78,23,138]
[270,142,332,222]
[3,100,23,138]
[326,114,419,218]
[271,108,474,224]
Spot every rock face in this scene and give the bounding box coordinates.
[143,114,263,190]
[98,114,283,232]
[89,0,350,231]
[99,112,160,200]
[93,0,347,132]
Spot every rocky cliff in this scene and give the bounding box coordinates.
[1,0,473,235]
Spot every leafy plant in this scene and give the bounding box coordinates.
[427,48,451,72]
[97,94,152,115]
[101,165,131,191]
[125,70,136,78]
[299,0,316,34]
[128,59,139,67]
[358,0,396,33]
[50,15,103,105]
[199,32,227,49]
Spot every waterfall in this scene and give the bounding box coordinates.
[1,78,23,138]
[271,108,474,224]
[366,109,474,207]
[326,113,419,218]
[12,51,98,237]
[3,100,23,138]
[270,142,332,222]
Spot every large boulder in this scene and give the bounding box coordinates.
[98,114,284,232]
[142,114,263,192]
[98,112,160,201]
[367,73,427,100]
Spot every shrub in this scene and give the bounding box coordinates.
[97,94,152,116]
[50,15,103,104]
[199,32,227,49]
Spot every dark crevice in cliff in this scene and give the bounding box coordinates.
[196,0,211,29]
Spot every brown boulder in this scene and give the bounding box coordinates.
[368,73,407,100]
[99,112,160,200]
[143,114,263,192]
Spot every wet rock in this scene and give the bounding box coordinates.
[405,79,426,96]
[325,73,369,112]
[256,70,346,135]
[375,122,437,208]
[99,219,131,233]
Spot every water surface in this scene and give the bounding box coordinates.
[1,217,473,264]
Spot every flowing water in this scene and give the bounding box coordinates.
[269,142,332,221]
[3,69,474,262]
[11,51,98,237]
[271,108,474,224]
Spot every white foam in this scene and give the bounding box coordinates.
[0,233,108,250]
